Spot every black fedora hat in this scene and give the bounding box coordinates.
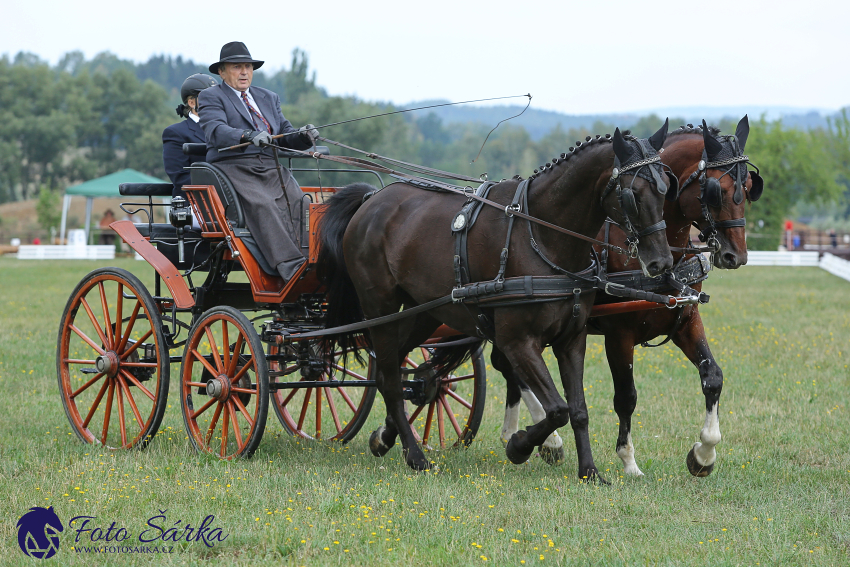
[209,42,264,74]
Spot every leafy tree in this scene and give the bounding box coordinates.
[35,185,61,232]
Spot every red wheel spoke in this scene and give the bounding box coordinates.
[446,388,472,410]
[119,370,156,402]
[421,402,435,445]
[297,389,312,431]
[120,330,153,360]
[119,376,144,433]
[444,374,474,384]
[101,380,115,445]
[205,402,223,445]
[436,398,446,447]
[115,283,124,347]
[315,388,323,438]
[324,388,343,435]
[98,282,114,348]
[227,335,244,376]
[65,359,97,365]
[440,394,464,438]
[231,357,254,384]
[186,381,208,388]
[407,403,426,425]
[403,357,418,369]
[80,298,109,348]
[71,373,104,399]
[116,377,128,446]
[330,364,367,381]
[231,395,255,428]
[192,397,216,420]
[279,386,299,407]
[70,324,106,356]
[230,387,257,395]
[221,321,230,372]
[82,379,109,429]
[220,403,229,457]
[191,349,220,377]
[204,326,224,372]
[228,401,244,452]
[120,362,158,368]
[116,301,141,353]
[336,386,358,413]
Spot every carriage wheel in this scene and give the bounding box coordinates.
[270,343,376,442]
[180,306,268,459]
[57,268,169,450]
[404,343,486,449]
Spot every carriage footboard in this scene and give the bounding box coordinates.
[109,220,195,309]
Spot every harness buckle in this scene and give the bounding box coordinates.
[627,239,639,259]
[451,287,465,303]
[505,203,521,217]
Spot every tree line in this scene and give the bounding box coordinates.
[1,50,847,249]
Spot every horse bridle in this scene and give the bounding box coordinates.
[600,143,673,258]
[678,136,761,251]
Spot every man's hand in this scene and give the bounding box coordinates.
[241,130,273,147]
[299,124,320,145]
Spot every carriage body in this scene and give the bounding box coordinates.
[56,148,486,459]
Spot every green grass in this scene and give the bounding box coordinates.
[0,258,848,566]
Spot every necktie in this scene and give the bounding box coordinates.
[241,91,272,134]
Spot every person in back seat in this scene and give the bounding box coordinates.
[198,41,318,283]
[163,73,218,199]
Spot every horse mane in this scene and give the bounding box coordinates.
[668,123,722,138]
[528,132,614,181]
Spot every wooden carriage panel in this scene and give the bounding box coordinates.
[109,220,195,309]
[308,203,328,263]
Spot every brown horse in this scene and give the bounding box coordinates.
[500,117,763,477]
[318,124,675,477]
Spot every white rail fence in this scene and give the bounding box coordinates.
[745,251,850,283]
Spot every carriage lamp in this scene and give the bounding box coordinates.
[169,197,192,263]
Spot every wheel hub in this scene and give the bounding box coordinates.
[95,351,120,378]
[206,375,232,400]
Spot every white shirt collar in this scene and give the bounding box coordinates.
[188,112,200,123]
[224,81,250,99]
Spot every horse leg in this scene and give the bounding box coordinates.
[673,308,723,477]
[497,340,570,466]
[492,346,564,464]
[553,327,607,483]
[604,333,643,476]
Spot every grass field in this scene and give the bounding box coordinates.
[1,257,848,566]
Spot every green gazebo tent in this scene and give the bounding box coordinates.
[59,169,169,245]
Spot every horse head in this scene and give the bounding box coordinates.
[673,116,762,269]
[602,120,675,277]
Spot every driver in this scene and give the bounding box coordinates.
[198,41,319,283]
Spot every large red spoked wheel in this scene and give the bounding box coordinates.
[404,343,486,449]
[57,268,169,449]
[180,306,268,459]
[270,342,376,442]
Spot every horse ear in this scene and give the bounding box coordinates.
[702,119,723,160]
[735,114,750,151]
[648,117,669,152]
[612,128,629,163]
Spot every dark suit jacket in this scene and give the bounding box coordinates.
[198,83,312,163]
[162,117,206,198]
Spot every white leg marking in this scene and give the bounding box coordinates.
[500,402,520,446]
[520,389,562,450]
[616,432,644,476]
[692,404,721,467]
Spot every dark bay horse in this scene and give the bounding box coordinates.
[501,117,764,477]
[318,124,675,477]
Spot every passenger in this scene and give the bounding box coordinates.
[198,41,318,283]
[162,73,218,199]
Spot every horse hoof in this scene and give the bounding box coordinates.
[579,469,610,485]
[369,426,394,457]
[505,433,534,465]
[539,445,564,466]
[686,447,715,477]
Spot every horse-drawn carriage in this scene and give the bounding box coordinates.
[57,145,486,460]
[57,119,761,480]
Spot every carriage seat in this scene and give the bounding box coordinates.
[133,223,211,269]
[118,183,174,197]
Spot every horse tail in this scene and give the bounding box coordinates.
[426,338,485,380]
[316,182,376,365]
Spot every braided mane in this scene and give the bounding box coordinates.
[528,132,615,181]
[667,123,722,138]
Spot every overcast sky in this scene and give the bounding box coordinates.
[4,0,848,115]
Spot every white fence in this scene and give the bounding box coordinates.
[746,251,820,267]
[820,253,850,282]
[17,245,115,260]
